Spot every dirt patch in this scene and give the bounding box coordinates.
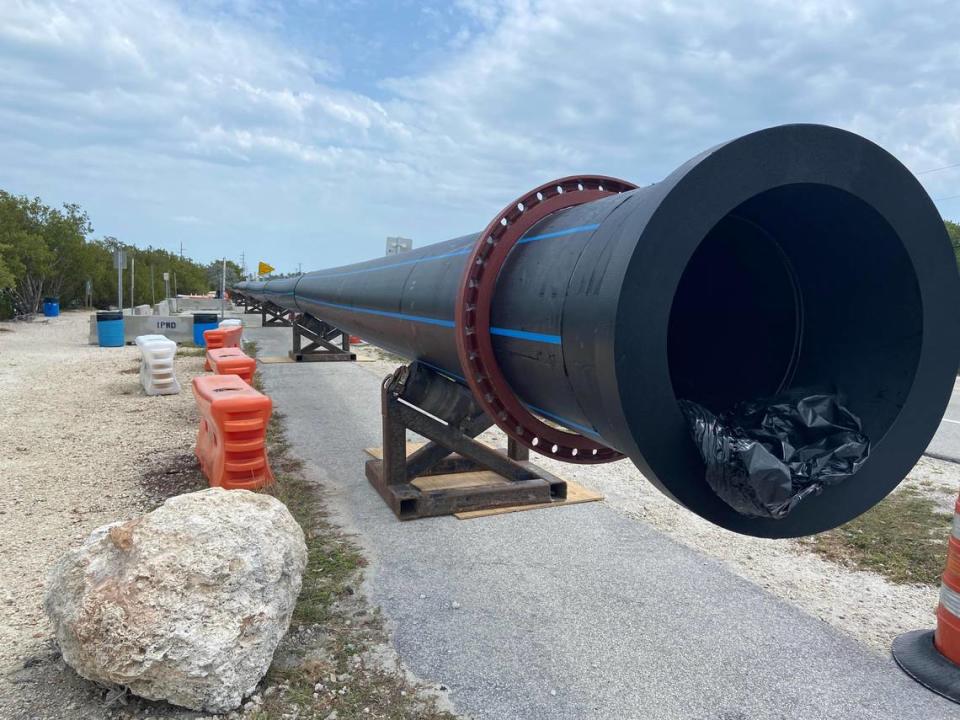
[0,313,204,718]
[0,315,456,719]
[138,452,206,507]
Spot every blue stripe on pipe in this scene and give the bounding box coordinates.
[524,403,600,436]
[416,362,599,436]
[418,360,466,382]
[311,246,473,279]
[305,223,600,281]
[517,223,599,244]
[309,299,562,344]
[309,299,456,327]
[489,327,562,344]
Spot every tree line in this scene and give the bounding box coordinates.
[0,191,241,319]
[2,190,959,320]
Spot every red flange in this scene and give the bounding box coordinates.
[454,175,637,464]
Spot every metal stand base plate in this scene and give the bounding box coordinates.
[365,452,566,520]
[892,629,960,704]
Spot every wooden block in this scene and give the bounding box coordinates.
[257,355,295,364]
[411,470,506,492]
[454,479,602,519]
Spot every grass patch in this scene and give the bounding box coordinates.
[804,486,952,586]
[177,344,207,357]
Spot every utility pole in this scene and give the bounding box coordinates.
[130,256,135,309]
[113,247,125,311]
[173,272,178,298]
[240,252,245,279]
[220,258,226,320]
[298,262,302,275]
[179,241,183,259]
[150,265,155,305]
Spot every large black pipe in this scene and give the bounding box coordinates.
[235,124,960,538]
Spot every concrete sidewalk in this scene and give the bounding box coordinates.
[249,327,955,720]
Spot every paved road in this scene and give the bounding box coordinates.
[249,327,956,720]
[926,378,960,462]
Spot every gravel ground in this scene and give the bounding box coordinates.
[2,321,955,715]
[352,348,954,655]
[0,312,205,717]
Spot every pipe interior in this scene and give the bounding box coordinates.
[667,183,922,444]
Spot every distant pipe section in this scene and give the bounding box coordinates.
[235,124,960,538]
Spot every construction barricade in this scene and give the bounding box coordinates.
[207,347,256,385]
[135,334,180,396]
[892,490,960,703]
[202,324,243,371]
[192,374,274,490]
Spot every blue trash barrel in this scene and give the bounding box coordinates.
[96,311,125,347]
[193,313,219,346]
[42,297,60,317]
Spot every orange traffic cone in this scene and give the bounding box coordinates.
[892,491,960,702]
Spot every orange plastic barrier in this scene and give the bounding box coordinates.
[207,347,256,385]
[892,491,960,701]
[935,495,960,664]
[192,374,274,490]
[203,324,243,370]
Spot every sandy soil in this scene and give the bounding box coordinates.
[0,312,205,718]
[352,350,955,655]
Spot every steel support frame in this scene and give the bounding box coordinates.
[289,314,356,362]
[365,366,567,520]
[262,300,294,327]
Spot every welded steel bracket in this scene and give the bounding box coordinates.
[365,362,567,520]
[262,300,294,327]
[289,313,356,363]
[242,297,262,315]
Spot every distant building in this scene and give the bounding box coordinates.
[386,236,413,256]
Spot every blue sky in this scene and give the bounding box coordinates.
[1,0,958,274]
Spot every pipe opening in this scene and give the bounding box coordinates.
[668,183,922,445]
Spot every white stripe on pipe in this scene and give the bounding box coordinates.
[942,418,960,425]
[941,583,960,618]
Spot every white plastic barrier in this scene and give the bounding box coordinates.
[135,334,181,396]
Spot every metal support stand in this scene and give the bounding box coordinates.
[289,313,356,362]
[365,362,566,520]
[262,300,294,327]
[243,298,262,315]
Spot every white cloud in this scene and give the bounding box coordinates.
[0,0,957,271]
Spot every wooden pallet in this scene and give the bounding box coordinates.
[364,443,602,519]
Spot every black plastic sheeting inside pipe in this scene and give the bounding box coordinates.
[235,124,960,538]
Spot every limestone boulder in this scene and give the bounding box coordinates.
[45,488,307,712]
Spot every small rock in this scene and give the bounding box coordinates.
[419,593,426,599]
[325,711,339,720]
[550,689,557,696]
[451,601,461,609]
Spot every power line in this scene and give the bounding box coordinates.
[917,162,960,175]
[934,193,960,202]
